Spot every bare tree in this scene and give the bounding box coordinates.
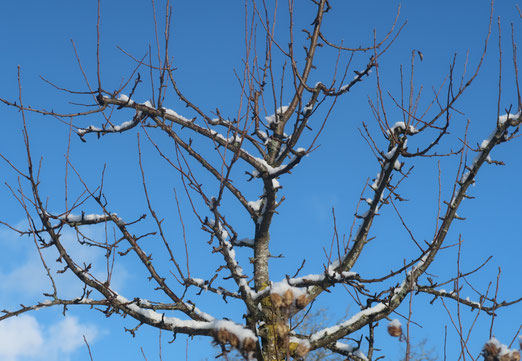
[1,1,522,361]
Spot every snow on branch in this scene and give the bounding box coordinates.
[416,286,522,315]
[498,110,522,126]
[328,341,369,361]
[113,294,257,354]
[286,269,358,288]
[253,279,311,311]
[386,121,419,137]
[325,139,405,272]
[304,110,522,349]
[421,288,482,309]
[78,107,146,139]
[60,212,123,226]
[248,198,265,214]
[1,297,107,321]
[97,95,264,172]
[309,303,387,349]
[184,278,242,299]
[265,105,289,127]
[232,238,255,248]
[461,111,522,187]
[308,194,425,349]
[330,57,376,96]
[253,149,306,178]
[207,219,257,312]
[301,139,406,311]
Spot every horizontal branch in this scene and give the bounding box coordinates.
[417,286,522,315]
[97,96,265,172]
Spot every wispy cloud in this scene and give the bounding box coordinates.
[0,222,129,307]
[0,315,98,361]
[0,221,128,361]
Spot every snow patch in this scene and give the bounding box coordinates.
[389,319,401,328]
[387,121,418,136]
[161,107,191,122]
[248,199,264,212]
[117,93,134,105]
[265,106,289,126]
[498,111,521,126]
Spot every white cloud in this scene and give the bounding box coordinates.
[0,315,43,361]
[47,316,99,355]
[0,315,98,361]
[0,221,131,361]
[0,222,129,307]
[0,222,126,360]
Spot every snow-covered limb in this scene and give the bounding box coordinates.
[209,129,243,146]
[253,150,306,178]
[185,277,242,299]
[301,104,314,116]
[309,246,427,349]
[327,341,369,361]
[160,106,191,123]
[252,279,307,308]
[1,290,252,351]
[232,238,256,248]
[32,192,208,324]
[208,218,230,240]
[77,107,146,137]
[248,189,271,226]
[309,303,387,349]
[179,300,215,322]
[248,198,265,213]
[98,95,264,174]
[306,110,522,349]
[116,93,134,105]
[130,298,216,322]
[307,139,405,304]
[309,113,522,347]
[334,58,376,96]
[60,212,123,226]
[269,280,306,299]
[253,157,287,176]
[0,293,220,329]
[419,288,483,310]
[286,269,358,288]
[416,286,522,315]
[0,297,108,322]
[114,295,257,349]
[498,110,522,126]
[386,121,419,137]
[461,111,522,184]
[207,219,257,314]
[265,105,289,127]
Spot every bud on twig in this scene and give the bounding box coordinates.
[274,323,289,339]
[270,293,284,308]
[215,329,239,348]
[283,289,294,307]
[242,337,257,353]
[295,341,310,358]
[295,294,309,309]
[387,319,402,337]
[483,338,521,361]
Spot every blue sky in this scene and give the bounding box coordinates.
[1,1,521,360]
